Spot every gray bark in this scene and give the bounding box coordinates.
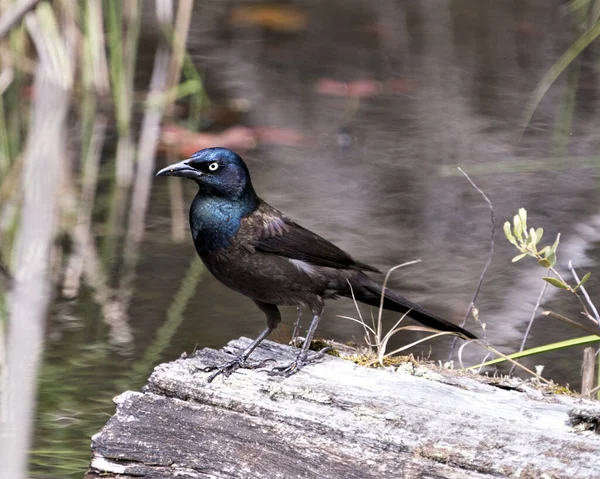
[88,338,600,479]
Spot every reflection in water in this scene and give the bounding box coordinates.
[2,0,596,477]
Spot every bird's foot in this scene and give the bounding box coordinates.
[269,346,332,378]
[202,355,273,382]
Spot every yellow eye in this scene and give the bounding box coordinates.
[208,162,219,172]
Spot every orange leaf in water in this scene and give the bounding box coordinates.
[229,4,308,33]
[160,125,256,158]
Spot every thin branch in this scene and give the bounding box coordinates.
[542,310,600,336]
[549,268,592,319]
[377,259,422,349]
[509,275,549,377]
[471,345,552,384]
[569,260,600,401]
[449,167,493,359]
[568,260,600,325]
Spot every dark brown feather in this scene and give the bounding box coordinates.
[239,201,380,273]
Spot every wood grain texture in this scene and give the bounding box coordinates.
[87,338,600,478]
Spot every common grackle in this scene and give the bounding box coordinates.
[156,147,476,381]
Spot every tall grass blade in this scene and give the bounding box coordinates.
[519,20,600,135]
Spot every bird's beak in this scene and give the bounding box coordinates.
[155,159,201,180]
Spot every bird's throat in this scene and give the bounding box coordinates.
[189,194,256,253]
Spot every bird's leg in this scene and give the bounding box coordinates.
[291,305,303,347]
[204,301,281,382]
[271,303,330,377]
[204,326,273,382]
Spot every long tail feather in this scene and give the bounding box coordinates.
[347,274,477,340]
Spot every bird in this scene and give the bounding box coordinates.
[156,147,477,381]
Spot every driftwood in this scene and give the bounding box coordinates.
[87,338,600,479]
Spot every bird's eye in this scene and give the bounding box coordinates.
[208,162,219,172]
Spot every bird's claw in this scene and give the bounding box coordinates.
[203,358,242,383]
[202,355,274,382]
[269,346,332,378]
[269,359,304,377]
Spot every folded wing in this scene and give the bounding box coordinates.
[246,202,380,273]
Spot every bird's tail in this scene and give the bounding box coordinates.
[345,274,477,340]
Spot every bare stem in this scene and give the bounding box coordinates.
[568,260,600,324]
[509,275,549,377]
[449,167,493,359]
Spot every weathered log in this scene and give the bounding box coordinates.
[87,338,600,478]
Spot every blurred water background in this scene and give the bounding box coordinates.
[1,0,600,477]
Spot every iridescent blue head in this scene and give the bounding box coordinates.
[157,148,259,252]
[156,147,258,205]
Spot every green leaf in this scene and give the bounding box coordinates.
[551,234,560,253]
[512,253,528,263]
[575,272,591,291]
[518,208,527,230]
[518,20,600,136]
[547,250,557,267]
[535,228,543,245]
[513,214,523,242]
[528,228,537,249]
[538,258,551,268]
[543,277,569,289]
[503,221,518,246]
[538,246,550,256]
[465,335,600,370]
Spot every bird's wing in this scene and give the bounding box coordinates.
[243,202,380,273]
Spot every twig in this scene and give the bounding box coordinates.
[377,259,422,349]
[0,0,43,40]
[509,276,549,377]
[566,263,599,399]
[541,254,593,320]
[569,260,600,400]
[449,167,493,359]
[475,352,491,374]
[291,306,303,346]
[468,345,551,384]
[543,310,600,336]
[568,260,600,325]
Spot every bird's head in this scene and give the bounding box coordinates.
[156,147,258,203]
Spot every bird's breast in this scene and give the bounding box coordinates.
[189,197,244,253]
